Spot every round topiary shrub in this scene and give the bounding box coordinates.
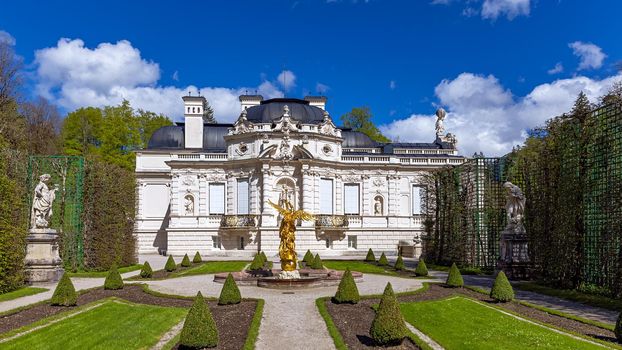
[181,253,191,267]
[377,252,389,266]
[165,255,177,272]
[311,253,324,269]
[193,251,202,264]
[446,263,464,288]
[365,248,376,262]
[140,261,153,278]
[51,273,77,306]
[615,312,622,342]
[303,250,314,266]
[370,282,408,346]
[104,265,124,290]
[490,271,514,302]
[218,273,241,305]
[332,268,360,304]
[415,258,429,277]
[180,291,218,348]
[394,255,405,271]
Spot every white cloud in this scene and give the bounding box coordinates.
[380,72,622,157]
[547,62,564,75]
[316,82,330,94]
[389,80,397,90]
[569,41,606,70]
[277,70,296,90]
[481,0,530,20]
[0,30,15,46]
[172,70,179,81]
[33,38,286,123]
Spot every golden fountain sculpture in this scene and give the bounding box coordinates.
[268,200,314,272]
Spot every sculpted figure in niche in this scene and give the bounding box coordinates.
[184,195,194,215]
[374,196,383,216]
[31,174,58,229]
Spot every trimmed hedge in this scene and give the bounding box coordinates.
[218,273,241,305]
[303,250,314,266]
[490,271,514,302]
[415,258,428,276]
[104,265,124,290]
[394,255,405,271]
[310,253,324,269]
[370,282,408,345]
[193,251,202,264]
[249,254,264,271]
[180,291,218,348]
[140,261,153,278]
[181,254,191,267]
[616,312,622,342]
[365,248,376,262]
[165,255,177,272]
[50,273,77,306]
[332,268,360,304]
[260,251,268,264]
[377,252,389,266]
[446,263,464,288]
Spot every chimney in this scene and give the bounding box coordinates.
[182,95,206,149]
[239,94,263,110]
[304,96,327,110]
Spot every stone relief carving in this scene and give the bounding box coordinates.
[31,174,58,229]
[343,175,360,183]
[236,142,249,155]
[322,144,333,155]
[318,111,337,136]
[181,176,196,187]
[275,137,294,160]
[272,105,300,136]
[230,108,254,135]
[372,178,385,187]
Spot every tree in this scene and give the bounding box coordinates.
[180,291,218,348]
[165,255,177,272]
[203,100,216,124]
[303,250,314,266]
[136,109,173,147]
[490,271,514,302]
[61,107,104,156]
[140,261,153,278]
[333,268,360,304]
[377,252,389,266]
[369,283,407,345]
[181,253,191,267]
[340,107,390,143]
[446,263,464,288]
[415,259,429,276]
[193,251,202,264]
[394,255,405,270]
[21,97,61,155]
[365,248,376,262]
[311,253,324,269]
[50,273,77,306]
[104,265,124,290]
[218,273,241,305]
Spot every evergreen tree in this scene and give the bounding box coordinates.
[140,261,153,278]
[377,252,389,266]
[218,273,241,305]
[181,253,191,267]
[193,251,202,264]
[179,291,218,348]
[369,283,407,345]
[165,255,177,272]
[415,258,428,277]
[50,273,77,306]
[394,255,405,271]
[365,248,376,262]
[202,100,217,124]
[446,263,464,288]
[104,265,124,290]
[332,268,360,304]
[490,271,514,302]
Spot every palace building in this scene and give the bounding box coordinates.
[135,95,465,257]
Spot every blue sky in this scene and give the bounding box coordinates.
[1,0,620,156]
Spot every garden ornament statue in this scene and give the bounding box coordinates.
[268,199,314,277]
[503,181,526,229]
[498,181,530,279]
[31,174,58,229]
[435,108,446,136]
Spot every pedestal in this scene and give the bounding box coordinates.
[24,228,64,283]
[497,224,531,280]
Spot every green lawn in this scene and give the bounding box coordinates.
[0,299,186,349]
[171,261,249,277]
[66,264,143,278]
[400,297,608,350]
[0,287,48,302]
[322,260,400,276]
[515,282,622,311]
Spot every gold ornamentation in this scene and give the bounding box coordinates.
[268,200,314,271]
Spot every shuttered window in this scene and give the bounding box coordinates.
[209,183,225,214]
[237,179,249,214]
[343,184,360,215]
[319,178,333,214]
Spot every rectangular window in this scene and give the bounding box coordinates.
[239,236,245,250]
[412,185,423,215]
[343,184,360,215]
[348,235,357,249]
[212,236,221,249]
[209,183,225,214]
[319,178,334,214]
[237,178,249,214]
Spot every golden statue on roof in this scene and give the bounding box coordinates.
[268,200,314,272]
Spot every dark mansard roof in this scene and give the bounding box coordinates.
[147,124,231,152]
[245,98,326,124]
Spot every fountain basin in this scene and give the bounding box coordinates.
[213,269,363,288]
[257,276,323,289]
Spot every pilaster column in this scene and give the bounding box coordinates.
[361,174,370,215]
[387,175,399,216]
[302,168,314,227]
[335,174,343,215]
[171,174,180,216]
[250,172,259,215]
[198,174,208,216]
[261,166,276,226]
[226,173,235,215]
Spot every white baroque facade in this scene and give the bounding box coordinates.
[135,95,465,257]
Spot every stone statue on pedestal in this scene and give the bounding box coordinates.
[31,174,58,229]
[497,181,530,279]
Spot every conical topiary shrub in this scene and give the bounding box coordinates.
[179,291,218,348]
[332,268,360,304]
[249,254,264,271]
[310,253,323,269]
[193,251,202,264]
[260,251,268,264]
[50,273,77,306]
[415,258,429,277]
[394,255,405,271]
[377,252,389,266]
[490,271,514,302]
[181,253,191,267]
[370,283,408,345]
[303,250,314,266]
[165,255,177,272]
[140,261,153,278]
[218,273,242,305]
[615,312,622,342]
[104,264,124,290]
[365,248,376,262]
[446,263,463,288]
